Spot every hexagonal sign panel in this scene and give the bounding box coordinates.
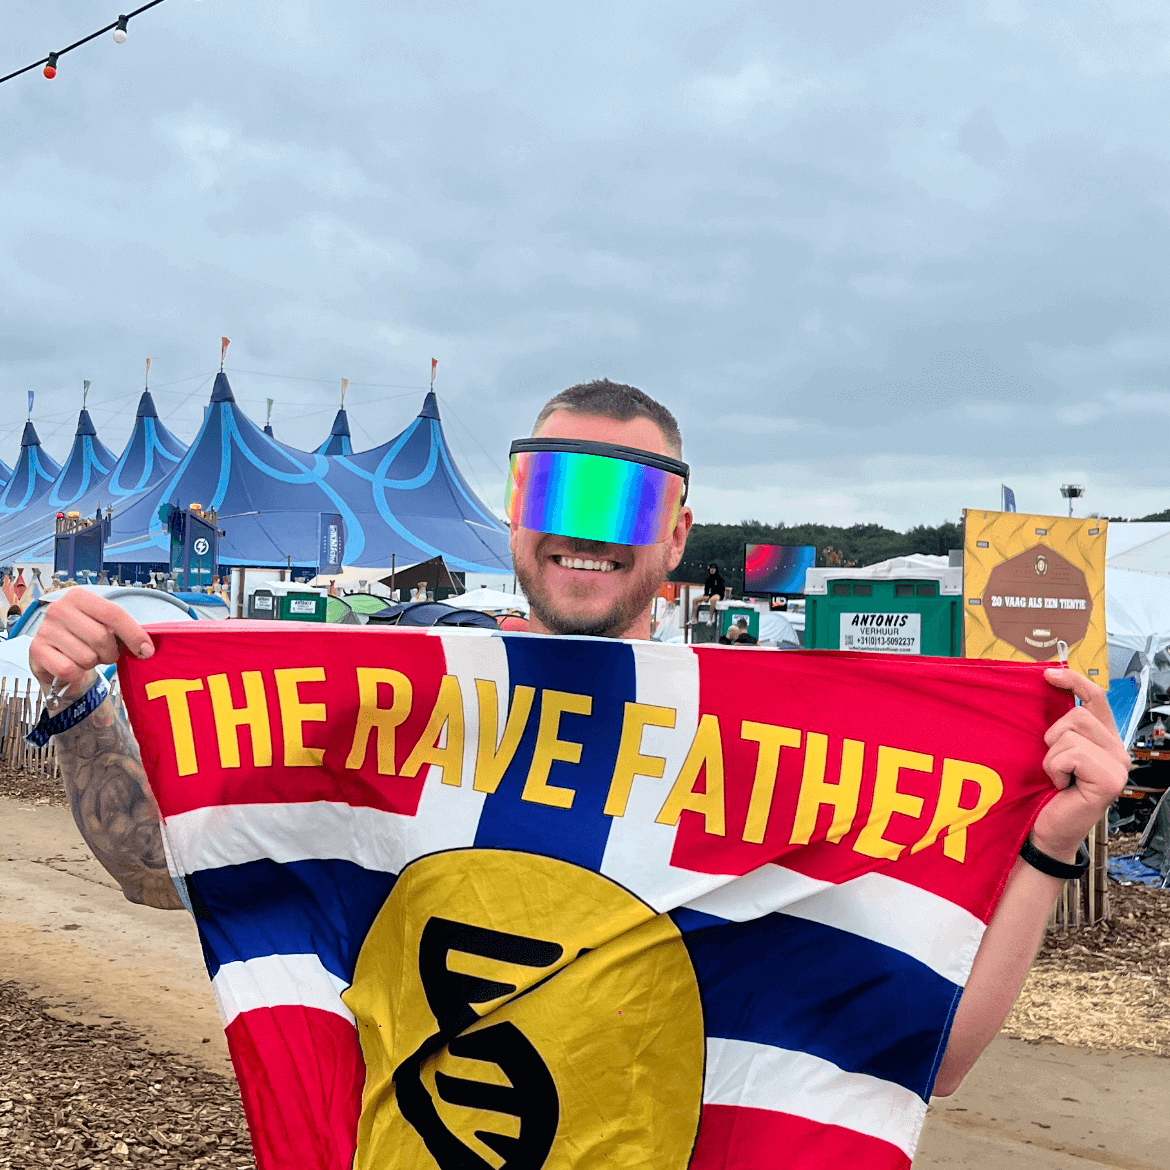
[983,543,1092,661]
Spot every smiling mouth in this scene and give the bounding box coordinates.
[552,555,621,573]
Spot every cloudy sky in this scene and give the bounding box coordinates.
[2,1,1168,530]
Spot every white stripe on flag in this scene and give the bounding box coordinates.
[703,1036,926,1160]
[601,643,728,911]
[211,953,353,1028]
[684,865,983,987]
[400,632,509,862]
[164,802,412,876]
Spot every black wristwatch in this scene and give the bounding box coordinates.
[1019,834,1090,880]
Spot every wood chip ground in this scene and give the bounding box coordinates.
[1004,833,1170,1056]
[0,980,250,1168]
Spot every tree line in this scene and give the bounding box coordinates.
[671,519,963,595]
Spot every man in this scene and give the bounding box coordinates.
[30,377,1129,1099]
[719,616,757,646]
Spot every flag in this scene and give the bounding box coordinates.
[431,358,437,386]
[1002,485,1016,513]
[83,379,91,407]
[340,378,349,405]
[119,628,1068,1170]
[221,337,231,368]
[26,390,33,418]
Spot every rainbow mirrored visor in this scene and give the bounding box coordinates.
[505,438,689,546]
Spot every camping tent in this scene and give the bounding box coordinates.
[0,391,187,564]
[0,422,61,518]
[445,586,530,615]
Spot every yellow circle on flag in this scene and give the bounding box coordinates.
[343,849,705,1170]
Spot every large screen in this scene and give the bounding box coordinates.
[744,544,815,594]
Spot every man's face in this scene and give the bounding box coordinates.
[510,411,692,639]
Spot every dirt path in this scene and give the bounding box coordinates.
[2,795,1168,1167]
[0,798,229,1072]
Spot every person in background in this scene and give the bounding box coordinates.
[4,604,21,635]
[691,561,726,628]
[719,615,757,646]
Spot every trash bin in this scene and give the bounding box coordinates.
[248,589,276,620]
[278,590,327,622]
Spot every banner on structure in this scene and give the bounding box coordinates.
[962,509,1108,681]
[119,626,1068,1170]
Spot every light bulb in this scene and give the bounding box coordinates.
[113,16,129,43]
[43,53,59,79]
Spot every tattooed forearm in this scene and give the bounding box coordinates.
[55,674,184,910]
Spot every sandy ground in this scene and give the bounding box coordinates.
[3,795,1169,1168]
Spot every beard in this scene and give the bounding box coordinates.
[515,540,667,639]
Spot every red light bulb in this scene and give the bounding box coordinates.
[43,52,59,80]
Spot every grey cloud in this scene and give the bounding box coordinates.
[1,1,1168,529]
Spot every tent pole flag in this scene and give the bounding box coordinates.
[430,358,437,388]
[221,336,230,372]
[1001,484,1016,513]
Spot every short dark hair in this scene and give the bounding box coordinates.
[735,617,748,627]
[6,605,21,616]
[533,378,682,456]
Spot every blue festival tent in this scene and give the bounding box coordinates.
[326,391,511,572]
[0,391,187,563]
[0,458,11,489]
[103,374,511,573]
[45,408,118,511]
[0,422,61,518]
[316,407,353,456]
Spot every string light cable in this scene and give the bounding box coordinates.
[0,0,170,87]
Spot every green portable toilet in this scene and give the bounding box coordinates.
[803,557,962,657]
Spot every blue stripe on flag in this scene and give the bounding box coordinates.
[188,859,397,984]
[473,637,637,872]
[682,911,962,1100]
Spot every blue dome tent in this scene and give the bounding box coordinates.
[103,374,511,574]
[46,408,118,511]
[326,390,511,572]
[0,390,187,563]
[0,422,61,518]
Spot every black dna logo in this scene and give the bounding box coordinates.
[394,918,563,1170]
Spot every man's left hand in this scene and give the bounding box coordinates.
[1035,668,1131,862]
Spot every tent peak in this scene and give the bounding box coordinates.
[419,390,440,421]
[75,408,97,437]
[210,372,235,404]
[20,421,41,448]
[135,390,159,419]
[329,407,351,438]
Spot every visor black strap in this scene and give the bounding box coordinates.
[509,437,690,502]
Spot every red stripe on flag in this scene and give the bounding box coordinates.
[690,1103,911,1170]
[671,647,1065,921]
[122,624,448,819]
[226,1006,363,1170]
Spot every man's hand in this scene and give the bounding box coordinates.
[29,588,154,693]
[26,589,180,911]
[1035,668,1131,861]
